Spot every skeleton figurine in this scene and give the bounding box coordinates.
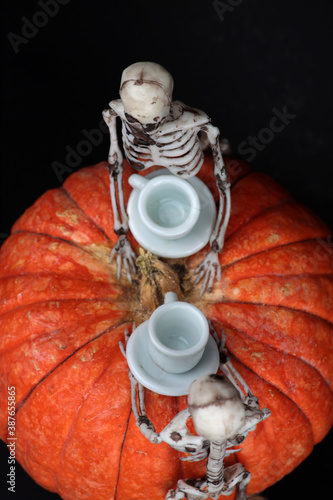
[120,322,270,500]
[103,62,231,294]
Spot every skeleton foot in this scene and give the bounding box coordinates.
[166,479,208,500]
[110,234,137,283]
[223,464,251,500]
[194,250,221,295]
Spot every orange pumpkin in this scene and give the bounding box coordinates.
[0,153,332,500]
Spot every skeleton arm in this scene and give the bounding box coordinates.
[194,122,231,295]
[204,122,231,250]
[102,107,124,166]
[160,408,210,460]
[130,382,209,460]
[102,106,136,281]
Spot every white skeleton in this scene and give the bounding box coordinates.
[103,62,231,294]
[120,322,270,500]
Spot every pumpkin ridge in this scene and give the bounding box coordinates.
[227,271,333,280]
[15,322,129,416]
[225,329,333,442]
[223,198,329,246]
[219,321,332,393]
[226,352,315,442]
[0,274,121,319]
[0,298,124,357]
[114,408,133,500]
[0,296,119,321]
[227,169,252,189]
[60,186,112,243]
[225,192,293,241]
[206,303,333,388]
[221,275,333,324]
[216,299,333,328]
[0,272,114,286]
[58,363,114,476]
[0,232,114,287]
[221,237,333,273]
[10,229,112,265]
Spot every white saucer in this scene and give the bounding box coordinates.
[126,321,220,396]
[127,170,216,258]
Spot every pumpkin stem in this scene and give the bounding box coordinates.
[136,248,183,313]
[136,249,157,283]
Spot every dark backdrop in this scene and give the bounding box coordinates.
[0,1,332,499]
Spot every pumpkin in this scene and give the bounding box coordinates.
[0,153,332,500]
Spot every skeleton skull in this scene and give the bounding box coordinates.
[119,61,173,126]
[188,374,246,442]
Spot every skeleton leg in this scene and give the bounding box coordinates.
[119,327,161,444]
[103,108,137,283]
[167,440,228,500]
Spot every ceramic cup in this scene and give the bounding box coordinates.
[128,174,200,240]
[148,292,209,374]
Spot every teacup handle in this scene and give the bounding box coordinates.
[164,292,178,304]
[128,174,149,191]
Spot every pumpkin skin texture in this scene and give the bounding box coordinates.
[0,154,332,500]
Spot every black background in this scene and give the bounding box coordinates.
[0,0,332,499]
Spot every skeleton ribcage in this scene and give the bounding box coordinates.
[122,122,204,178]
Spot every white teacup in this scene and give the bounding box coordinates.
[128,174,200,240]
[148,292,209,374]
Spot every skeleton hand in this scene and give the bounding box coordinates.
[159,409,209,460]
[110,234,137,283]
[194,250,221,295]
